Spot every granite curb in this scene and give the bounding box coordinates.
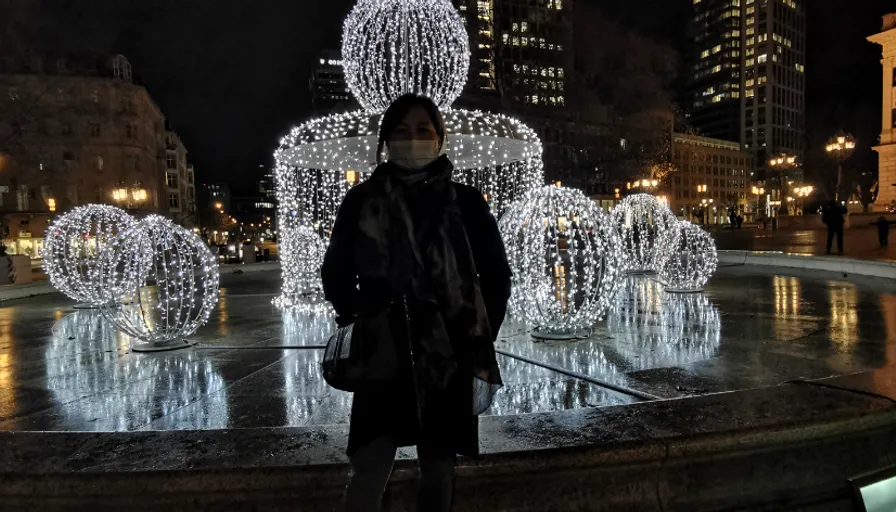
[718,250,896,279]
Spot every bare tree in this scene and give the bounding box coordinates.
[570,5,679,189]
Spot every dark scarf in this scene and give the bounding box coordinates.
[361,155,495,394]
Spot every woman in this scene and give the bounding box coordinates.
[321,94,511,512]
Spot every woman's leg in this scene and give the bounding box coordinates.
[345,437,398,512]
[416,443,457,512]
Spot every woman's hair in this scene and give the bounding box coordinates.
[376,94,446,164]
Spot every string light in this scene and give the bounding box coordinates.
[499,186,623,339]
[41,204,141,306]
[610,194,680,275]
[342,0,470,112]
[658,221,718,293]
[99,215,220,351]
[273,0,544,308]
[272,225,331,311]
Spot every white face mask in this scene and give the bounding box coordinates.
[388,139,440,170]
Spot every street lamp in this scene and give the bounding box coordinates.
[111,182,148,211]
[825,131,856,202]
[767,152,798,215]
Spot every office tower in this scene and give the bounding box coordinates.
[684,0,806,170]
[309,50,353,113]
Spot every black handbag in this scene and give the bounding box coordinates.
[322,308,401,392]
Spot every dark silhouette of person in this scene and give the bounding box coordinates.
[871,216,896,247]
[322,94,511,512]
[822,200,847,255]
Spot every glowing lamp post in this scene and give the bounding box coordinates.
[111,182,148,212]
[768,153,798,215]
[825,131,856,202]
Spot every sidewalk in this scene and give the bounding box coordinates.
[713,226,896,262]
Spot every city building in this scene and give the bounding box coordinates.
[163,127,198,227]
[667,132,752,224]
[683,0,806,171]
[683,0,742,143]
[869,13,896,211]
[309,50,353,113]
[453,0,574,184]
[0,54,182,261]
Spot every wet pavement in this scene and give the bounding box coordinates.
[1,267,895,432]
[714,225,896,261]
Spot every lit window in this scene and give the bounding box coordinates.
[712,45,721,54]
[701,49,710,59]
[758,54,767,63]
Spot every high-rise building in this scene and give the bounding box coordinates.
[454,0,571,109]
[309,50,353,113]
[868,13,896,211]
[684,0,743,143]
[684,0,806,171]
[453,0,574,184]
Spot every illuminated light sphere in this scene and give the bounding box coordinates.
[610,194,680,275]
[500,186,624,339]
[41,204,141,306]
[99,215,220,352]
[342,0,470,113]
[273,224,331,310]
[658,221,718,293]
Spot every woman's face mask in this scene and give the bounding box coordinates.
[388,106,442,170]
[388,140,440,170]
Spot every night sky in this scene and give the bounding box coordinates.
[28,0,896,192]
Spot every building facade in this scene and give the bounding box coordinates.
[668,132,752,224]
[0,54,185,261]
[163,129,198,227]
[684,0,806,171]
[869,13,896,211]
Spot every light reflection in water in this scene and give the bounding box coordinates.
[41,311,228,431]
[488,352,631,416]
[828,282,859,350]
[608,278,722,370]
[281,309,335,346]
[773,276,803,340]
[880,294,896,356]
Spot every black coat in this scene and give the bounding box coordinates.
[321,175,511,457]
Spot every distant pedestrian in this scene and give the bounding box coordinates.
[871,216,896,247]
[822,200,846,255]
[729,210,737,229]
[736,214,744,229]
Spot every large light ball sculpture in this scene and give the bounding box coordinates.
[274,224,330,310]
[41,204,140,307]
[658,221,718,293]
[342,0,469,113]
[99,215,220,352]
[610,194,680,275]
[500,186,624,339]
[274,0,544,308]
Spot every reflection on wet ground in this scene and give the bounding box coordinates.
[0,267,894,432]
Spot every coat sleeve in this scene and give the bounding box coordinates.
[461,188,512,340]
[322,187,362,325]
